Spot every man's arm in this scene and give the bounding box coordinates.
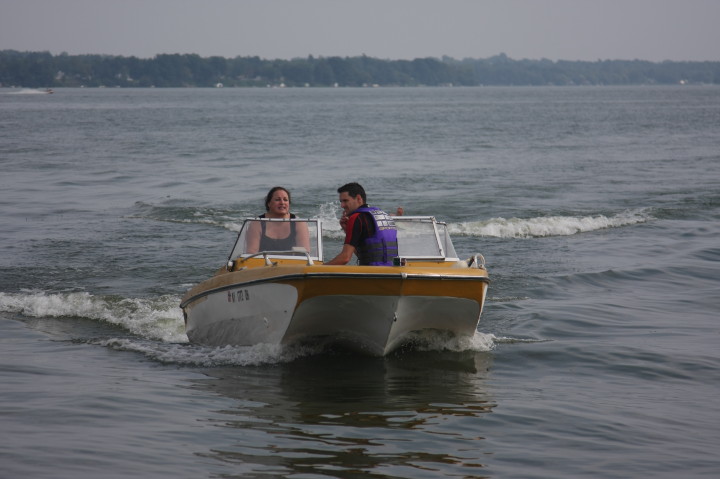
[325,244,356,265]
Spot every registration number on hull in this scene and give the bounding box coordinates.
[227,289,250,303]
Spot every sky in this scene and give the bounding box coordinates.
[2,0,720,62]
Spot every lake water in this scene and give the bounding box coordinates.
[1,85,719,478]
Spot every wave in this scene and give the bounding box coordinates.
[401,330,497,353]
[0,291,187,343]
[130,200,344,234]
[132,201,652,240]
[96,338,308,366]
[129,201,248,232]
[1,291,496,366]
[449,208,652,238]
[95,330,497,367]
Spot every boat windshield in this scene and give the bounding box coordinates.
[394,216,458,260]
[228,218,323,261]
[227,216,457,265]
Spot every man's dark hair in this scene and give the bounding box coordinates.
[337,182,366,204]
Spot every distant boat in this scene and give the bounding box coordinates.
[7,88,54,95]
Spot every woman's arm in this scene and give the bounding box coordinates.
[245,221,261,253]
[295,222,311,252]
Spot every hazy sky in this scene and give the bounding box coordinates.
[2,0,719,62]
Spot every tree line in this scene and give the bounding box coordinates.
[2,50,718,88]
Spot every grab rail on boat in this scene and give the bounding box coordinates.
[230,248,315,269]
[467,254,486,269]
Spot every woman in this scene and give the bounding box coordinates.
[245,186,310,253]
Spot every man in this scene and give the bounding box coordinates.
[326,182,399,266]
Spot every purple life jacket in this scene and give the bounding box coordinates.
[354,206,398,266]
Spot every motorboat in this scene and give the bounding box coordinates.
[180,216,489,356]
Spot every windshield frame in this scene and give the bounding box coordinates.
[226,216,459,267]
[392,216,459,261]
[227,218,324,264]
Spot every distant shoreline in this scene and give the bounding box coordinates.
[2,50,719,88]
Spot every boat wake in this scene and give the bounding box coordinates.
[1,290,496,365]
[398,329,497,353]
[96,338,306,366]
[95,330,497,367]
[449,208,652,238]
[0,291,187,343]
[131,201,652,240]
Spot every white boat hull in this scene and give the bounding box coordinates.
[285,294,481,355]
[185,283,298,346]
[183,272,487,355]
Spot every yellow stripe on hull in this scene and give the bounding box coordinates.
[181,261,489,355]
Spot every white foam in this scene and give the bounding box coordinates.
[450,208,652,238]
[214,205,651,240]
[98,338,320,366]
[401,330,496,353]
[0,291,187,343]
[98,332,496,366]
[316,201,345,238]
[222,220,244,232]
